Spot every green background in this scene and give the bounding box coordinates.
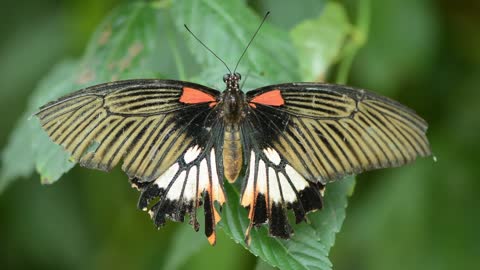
[0,0,478,269]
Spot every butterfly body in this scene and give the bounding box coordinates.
[219,73,247,183]
[36,74,431,245]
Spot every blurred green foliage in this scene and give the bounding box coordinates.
[0,1,359,268]
[0,0,478,270]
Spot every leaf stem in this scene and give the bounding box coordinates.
[336,0,371,84]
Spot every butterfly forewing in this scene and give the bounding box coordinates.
[37,80,219,179]
[240,83,431,238]
[246,83,431,183]
[36,79,226,244]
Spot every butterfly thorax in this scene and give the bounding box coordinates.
[221,73,245,123]
[221,73,246,183]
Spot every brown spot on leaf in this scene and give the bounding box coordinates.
[41,177,52,185]
[118,42,144,72]
[98,24,112,46]
[76,68,95,84]
[315,73,326,82]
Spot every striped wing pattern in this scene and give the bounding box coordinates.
[241,83,431,237]
[37,80,220,181]
[246,83,431,183]
[36,79,226,244]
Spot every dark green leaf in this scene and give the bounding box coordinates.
[220,177,355,270]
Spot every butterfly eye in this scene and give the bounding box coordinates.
[235,73,241,80]
[223,74,229,83]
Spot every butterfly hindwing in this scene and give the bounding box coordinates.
[241,118,325,239]
[132,127,226,245]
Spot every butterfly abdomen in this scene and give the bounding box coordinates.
[223,124,243,183]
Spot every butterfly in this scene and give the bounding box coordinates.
[35,15,431,245]
[35,73,431,244]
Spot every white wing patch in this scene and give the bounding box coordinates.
[241,151,256,207]
[263,148,281,165]
[278,173,296,203]
[184,145,202,163]
[210,148,225,202]
[154,163,179,189]
[139,147,225,245]
[198,159,209,191]
[167,170,186,200]
[285,165,309,190]
[257,160,267,194]
[153,148,224,203]
[183,167,197,200]
[268,168,282,202]
[241,151,312,205]
[241,149,325,240]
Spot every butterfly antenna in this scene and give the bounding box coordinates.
[184,24,232,74]
[233,11,270,74]
[240,70,251,89]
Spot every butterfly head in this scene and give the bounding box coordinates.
[221,72,245,123]
[223,73,241,92]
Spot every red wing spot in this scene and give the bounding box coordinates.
[180,87,216,104]
[250,89,284,107]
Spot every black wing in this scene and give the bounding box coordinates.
[36,79,225,244]
[240,82,431,238]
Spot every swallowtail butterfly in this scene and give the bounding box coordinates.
[35,15,431,245]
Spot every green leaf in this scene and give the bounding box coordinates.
[162,210,208,270]
[0,60,78,190]
[0,112,35,191]
[30,60,80,184]
[172,0,300,85]
[290,2,352,81]
[2,1,366,269]
[255,259,277,270]
[0,2,167,187]
[221,177,355,270]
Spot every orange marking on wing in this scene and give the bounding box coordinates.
[241,192,253,207]
[250,89,284,106]
[207,233,216,246]
[213,208,221,224]
[248,103,257,108]
[180,87,216,104]
[244,199,255,243]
